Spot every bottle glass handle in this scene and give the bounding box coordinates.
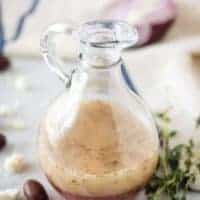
[40,23,76,87]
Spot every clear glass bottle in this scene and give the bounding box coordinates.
[39,20,159,200]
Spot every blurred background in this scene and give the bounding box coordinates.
[1,1,200,199]
[2,0,200,58]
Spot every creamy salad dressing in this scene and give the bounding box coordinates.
[39,98,159,197]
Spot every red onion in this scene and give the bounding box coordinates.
[103,0,177,47]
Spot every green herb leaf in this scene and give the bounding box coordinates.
[146,111,198,200]
[196,116,200,129]
[156,110,171,123]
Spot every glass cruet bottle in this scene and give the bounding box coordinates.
[39,20,159,200]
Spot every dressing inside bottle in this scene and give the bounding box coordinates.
[39,20,159,199]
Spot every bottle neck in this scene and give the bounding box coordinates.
[80,43,121,68]
[78,54,138,97]
[77,52,123,98]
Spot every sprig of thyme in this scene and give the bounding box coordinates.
[196,116,200,129]
[146,111,200,200]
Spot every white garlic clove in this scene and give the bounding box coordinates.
[0,188,21,200]
[4,153,28,174]
[6,119,26,130]
[13,76,31,91]
[0,105,16,117]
